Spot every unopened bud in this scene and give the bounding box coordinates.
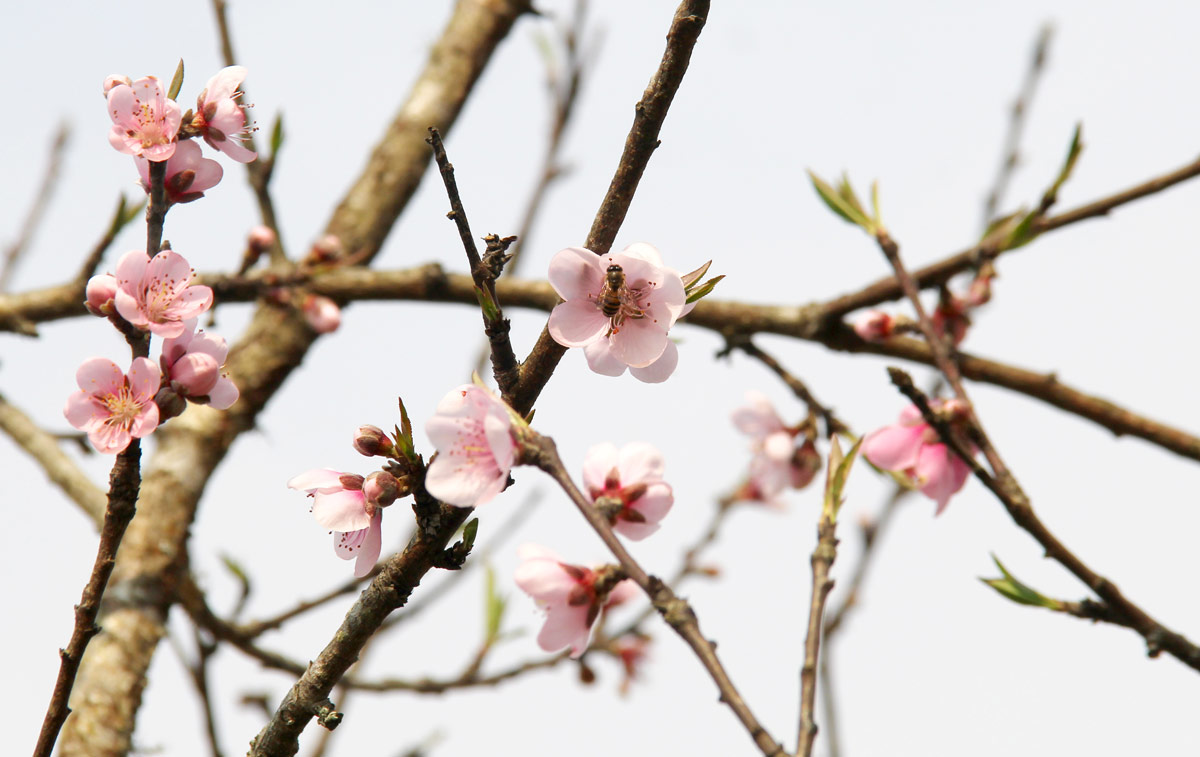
[353,425,393,457]
[153,385,188,422]
[85,274,119,316]
[790,438,823,490]
[852,309,894,341]
[306,234,344,265]
[338,473,365,491]
[248,225,277,252]
[301,294,341,334]
[363,471,401,508]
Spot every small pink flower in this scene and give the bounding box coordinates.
[583,442,674,540]
[514,544,636,658]
[64,357,161,454]
[136,139,223,205]
[192,66,257,163]
[288,468,382,577]
[300,294,341,334]
[548,243,687,383]
[424,384,518,506]
[113,249,213,338]
[160,321,238,409]
[732,391,798,502]
[861,403,973,514]
[852,310,894,341]
[85,273,119,316]
[107,76,182,162]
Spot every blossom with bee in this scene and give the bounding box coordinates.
[547,243,687,383]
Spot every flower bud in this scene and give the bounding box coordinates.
[306,234,344,265]
[363,471,401,509]
[789,438,822,490]
[301,294,341,334]
[338,472,365,491]
[353,425,392,457]
[85,274,119,316]
[153,385,188,422]
[852,309,894,341]
[248,225,277,252]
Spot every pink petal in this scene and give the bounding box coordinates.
[424,450,505,506]
[631,482,673,523]
[128,401,160,439]
[64,392,103,430]
[205,376,239,410]
[89,424,132,454]
[732,391,783,438]
[171,353,219,395]
[605,579,639,608]
[916,444,972,515]
[75,357,124,395]
[203,66,247,101]
[583,340,628,377]
[861,424,926,472]
[609,317,668,367]
[113,248,149,285]
[603,251,660,290]
[582,442,620,494]
[213,138,257,164]
[311,489,370,531]
[617,242,665,268]
[547,246,603,300]
[548,299,609,347]
[333,527,366,560]
[166,285,215,321]
[354,511,384,577]
[287,468,344,492]
[483,406,515,473]
[537,604,594,658]
[616,442,664,485]
[629,340,678,383]
[127,357,161,400]
[762,431,794,462]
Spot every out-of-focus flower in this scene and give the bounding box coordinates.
[424,384,520,506]
[514,544,637,658]
[861,401,973,514]
[107,76,181,162]
[136,140,223,204]
[159,322,238,409]
[64,357,161,454]
[113,249,213,338]
[306,234,345,266]
[731,391,820,505]
[931,292,970,346]
[582,442,674,540]
[547,243,687,383]
[85,273,119,316]
[192,66,257,163]
[852,309,895,341]
[614,634,651,695]
[287,468,383,577]
[247,225,276,252]
[301,294,341,334]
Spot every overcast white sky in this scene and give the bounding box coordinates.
[4,2,1200,756]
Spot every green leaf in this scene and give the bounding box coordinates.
[462,518,479,550]
[394,398,415,460]
[484,564,507,640]
[980,554,1062,610]
[808,170,872,230]
[166,59,185,101]
[684,274,724,305]
[1043,123,1083,206]
[822,435,863,521]
[270,113,285,157]
[474,285,500,321]
[680,260,712,290]
[870,180,882,228]
[837,172,868,219]
[1002,210,1039,251]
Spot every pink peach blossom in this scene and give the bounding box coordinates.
[732,391,800,503]
[288,468,382,577]
[424,384,518,506]
[301,294,341,334]
[548,243,687,382]
[192,66,257,163]
[64,357,161,454]
[136,139,223,205]
[514,544,636,658]
[582,442,674,540]
[861,403,973,514]
[852,310,895,341]
[160,322,238,409]
[247,225,277,252]
[113,249,213,338]
[107,76,181,162]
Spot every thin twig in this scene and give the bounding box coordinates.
[427,127,521,399]
[822,488,907,639]
[727,336,849,437]
[982,24,1053,229]
[0,123,68,292]
[797,488,840,757]
[528,433,786,757]
[513,0,711,416]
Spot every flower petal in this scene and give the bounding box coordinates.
[861,424,926,472]
[287,468,344,492]
[311,489,370,531]
[582,442,620,495]
[629,340,678,383]
[583,339,628,377]
[547,246,603,300]
[548,299,609,347]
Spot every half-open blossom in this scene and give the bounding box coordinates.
[583,442,674,540]
[301,294,341,334]
[548,243,687,383]
[136,140,223,205]
[107,76,181,162]
[64,357,161,454]
[192,66,257,163]
[514,544,637,658]
[113,249,213,338]
[85,273,119,316]
[288,468,382,577]
[159,321,238,409]
[425,384,520,506]
[861,402,973,514]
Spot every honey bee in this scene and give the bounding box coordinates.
[599,264,626,319]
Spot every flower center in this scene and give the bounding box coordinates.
[103,386,143,428]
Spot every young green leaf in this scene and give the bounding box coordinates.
[808,170,872,229]
[166,59,186,101]
[270,113,285,158]
[979,554,1062,610]
[684,274,724,305]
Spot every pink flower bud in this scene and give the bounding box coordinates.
[301,294,341,334]
[170,352,220,396]
[789,438,822,490]
[85,273,119,316]
[852,310,894,341]
[247,225,277,252]
[353,425,391,457]
[153,384,188,422]
[363,471,401,509]
[307,234,344,264]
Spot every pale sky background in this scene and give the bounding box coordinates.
[4,2,1200,756]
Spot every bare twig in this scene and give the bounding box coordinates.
[528,433,786,757]
[0,123,68,292]
[726,336,849,437]
[797,487,840,757]
[982,24,1054,229]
